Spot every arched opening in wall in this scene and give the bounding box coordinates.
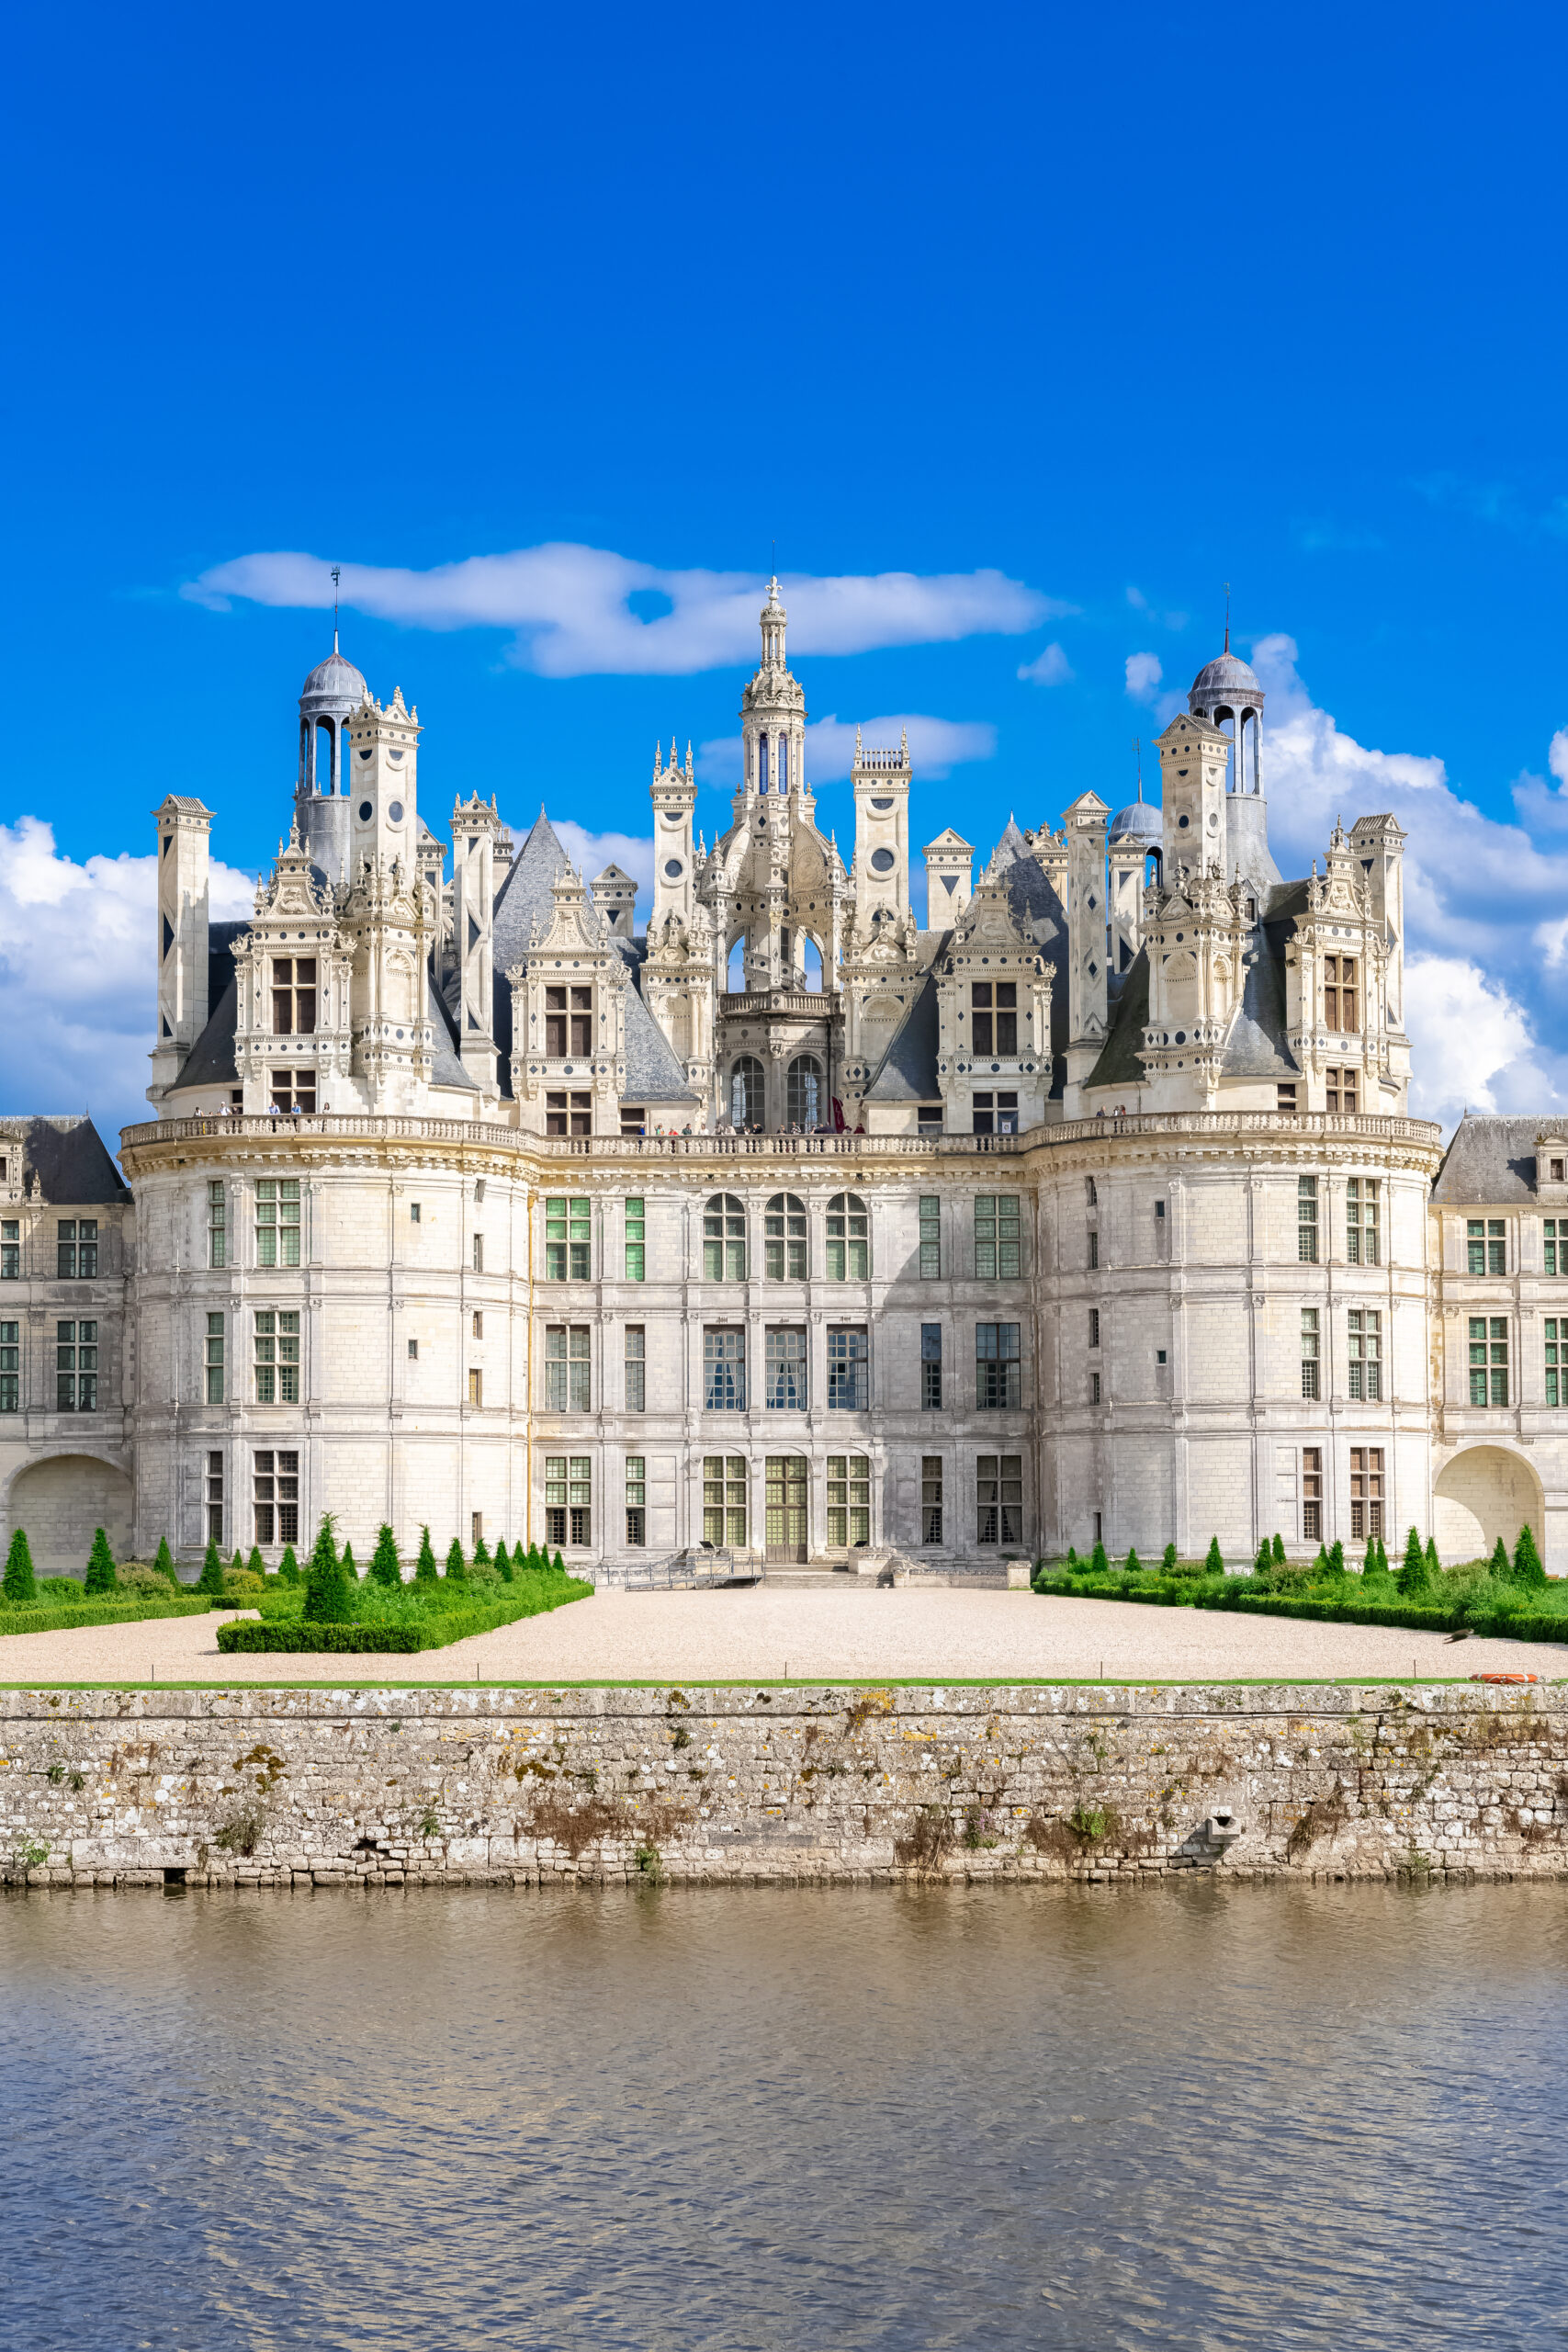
[1434,1446,1545,1566]
[801,935,824,992]
[315,718,337,795]
[730,1056,764,1129]
[727,937,746,993]
[1145,846,1162,890]
[1213,703,1236,792]
[299,716,311,789]
[7,1455,133,1575]
[786,1054,824,1128]
[1238,707,1258,794]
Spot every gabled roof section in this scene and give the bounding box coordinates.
[864,970,942,1102]
[491,808,579,1081]
[0,1116,130,1201]
[609,938,703,1104]
[426,975,479,1092]
[1220,924,1297,1079]
[1432,1114,1550,1205]
[1084,949,1150,1092]
[174,974,239,1089]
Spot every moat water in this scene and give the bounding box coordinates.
[2,1884,1564,2349]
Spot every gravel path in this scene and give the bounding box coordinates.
[0,1589,1561,1685]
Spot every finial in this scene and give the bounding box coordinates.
[331,564,341,654]
[1134,735,1143,798]
[1224,581,1231,654]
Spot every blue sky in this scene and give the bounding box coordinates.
[6,0,1568,1141]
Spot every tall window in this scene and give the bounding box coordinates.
[205,1312,225,1404]
[254,1310,299,1404]
[207,1450,224,1545]
[970,980,1018,1055]
[546,1456,592,1547]
[1348,1309,1382,1401]
[1325,1069,1359,1114]
[976,1322,1021,1409]
[921,1323,942,1409]
[1298,1177,1318,1263]
[546,1091,592,1136]
[1467,1219,1505,1276]
[271,956,317,1035]
[765,1328,807,1410]
[704,1194,747,1280]
[826,1454,870,1548]
[703,1456,748,1546]
[57,1220,98,1278]
[1350,1446,1384,1540]
[786,1055,824,1126]
[826,1194,869,1278]
[757,731,769,789]
[1547,1318,1564,1407]
[730,1057,764,1128]
[704,1328,746,1410]
[1547,1219,1564,1278]
[921,1456,943,1546]
[1469,1317,1508,1406]
[472,1234,485,1273]
[976,1455,1022,1545]
[1301,1309,1320,1400]
[973,1196,1020,1279]
[1302,1446,1323,1542]
[764,1193,807,1278]
[1088,1229,1099,1270]
[1346,1178,1380,1265]
[0,1220,17,1279]
[269,1069,316,1114]
[468,1369,484,1407]
[919,1197,941,1278]
[253,1450,299,1546]
[625,1198,645,1281]
[1089,1308,1100,1349]
[546,1195,591,1280]
[625,1325,645,1411]
[545,1325,591,1410]
[1323,955,1359,1033]
[625,1457,646,1548]
[207,1182,227,1268]
[544,985,592,1056]
[972,1091,1018,1136]
[56,1320,97,1410]
[827,1328,869,1410]
[255,1180,301,1268]
[0,1321,17,1412]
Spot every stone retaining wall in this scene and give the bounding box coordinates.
[4,1682,1567,1888]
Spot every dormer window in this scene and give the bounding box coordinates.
[272,957,317,1036]
[1324,955,1359,1032]
[971,982,1017,1055]
[545,986,592,1056]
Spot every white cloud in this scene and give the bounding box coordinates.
[0,818,254,1155]
[185,545,1066,679]
[697,712,997,788]
[1017,642,1073,686]
[1125,651,1163,701]
[549,821,654,904]
[1124,586,1189,629]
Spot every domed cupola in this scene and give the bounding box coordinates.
[1187,621,1265,797]
[298,635,369,797]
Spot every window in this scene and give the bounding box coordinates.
[765,1193,807,1279]
[626,1456,646,1547]
[56,1319,97,1410]
[704,1328,746,1410]
[1302,1446,1323,1542]
[1548,1319,1565,1408]
[546,1091,592,1136]
[0,1220,17,1280]
[826,1453,871,1548]
[1298,1177,1318,1263]
[704,1194,747,1280]
[1277,1082,1298,1114]
[976,1322,1021,1409]
[546,1456,592,1548]
[1349,1446,1384,1541]
[1467,1219,1506,1276]
[208,1182,227,1267]
[1089,1372,1101,1405]
[919,1197,941,1278]
[1548,1220,1565,1278]
[57,1219,98,1279]
[970,981,1019,1057]
[271,956,318,1035]
[546,1195,592,1280]
[0,1321,17,1413]
[1087,1229,1099,1271]
[1086,1177,1098,1206]
[544,985,592,1057]
[1324,955,1359,1033]
[1301,1309,1320,1401]
[1348,1309,1382,1401]
[826,1193,869,1279]
[972,1091,1018,1136]
[703,1455,748,1547]
[255,1180,301,1268]
[786,1054,824,1126]
[827,1327,869,1410]
[254,1309,300,1405]
[1325,1068,1359,1114]
[410,1202,421,1223]
[625,1198,645,1280]
[921,1323,942,1409]
[625,1325,645,1412]
[545,1325,591,1411]
[976,1454,1022,1545]
[1089,1308,1100,1349]
[1346,1177,1380,1266]
[252,1449,299,1547]
[471,1233,485,1273]
[921,1456,943,1546]
[765,1327,807,1410]
[472,1311,483,1339]
[974,1195,1021,1279]
[468,1368,484,1407]
[205,1312,224,1404]
[730,1056,764,1128]
[471,1512,484,1549]
[408,1338,419,1360]
[620,1106,647,1138]
[207,1450,224,1546]
[1469,1316,1508,1407]
[269,1069,316,1114]
[918,1104,944,1135]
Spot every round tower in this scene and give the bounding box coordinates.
[296,637,368,891]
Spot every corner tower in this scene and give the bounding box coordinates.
[148,795,212,1100]
[740,579,807,810]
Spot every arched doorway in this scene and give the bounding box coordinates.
[786,1053,824,1127]
[1433,1446,1544,1565]
[764,1455,808,1563]
[7,1453,134,1574]
[729,1057,764,1129]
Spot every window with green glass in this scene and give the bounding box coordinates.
[546,1194,592,1280]
[1546,1219,1563,1277]
[826,1193,868,1280]
[974,1195,1020,1280]
[1469,1315,1508,1406]
[704,1194,746,1280]
[1467,1218,1505,1276]
[625,1197,645,1281]
[1547,1318,1563,1408]
[255,1180,300,1269]
[919,1196,941,1279]
[826,1453,871,1549]
[703,1454,747,1546]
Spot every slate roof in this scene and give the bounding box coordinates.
[864,970,942,1102]
[0,1116,130,1202]
[426,978,479,1093]
[1220,921,1297,1080]
[1084,950,1150,1091]
[175,975,240,1088]
[1431,1114,1566,1204]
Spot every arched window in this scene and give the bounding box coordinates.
[786,1054,824,1128]
[778,735,790,793]
[758,731,769,791]
[826,1193,869,1280]
[764,1193,807,1279]
[801,935,823,992]
[730,1056,763,1127]
[315,718,336,795]
[704,1193,746,1281]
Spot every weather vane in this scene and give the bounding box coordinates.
[332,564,341,653]
[1224,580,1231,652]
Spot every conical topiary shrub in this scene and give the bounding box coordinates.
[153,1536,179,1587]
[1272,1532,1287,1566]
[415,1526,438,1583]
[1326,1540,1346,1577]
[341,1542,356,1581]
[1397,1526,1429,1597]
[369,1525,402,1588]
[1425,1537,1439,1578]
[1123,1547,1142,1575]
[303,1516,351,1624]
[494,1541,514,1583]
[84,1527,118,1595]
[1362,1538,1379,1577]
[4,1526,37,1604]
[1514,1524,1546,1589]
[1163,1542,1178,1573]
[554,1549,567,1577]
[1089,1540,1109,1576]
[197,1539,225,1597]
[1375,1537,1389,1575]
[246,1545,265,1580]
[278,1544,300,1585]
[1204,1536,1224,1575]
[1314,1544,1329,1577]
[1490,1535,1510,1581]
[229,1549,245,1585]
[445,1537,468,1583]
[1254,1540,1271,1576]
[472,1534,491,1567]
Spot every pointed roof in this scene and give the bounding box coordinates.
[984,816,1030,878]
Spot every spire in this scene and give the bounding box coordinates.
[332,563,341,655]
[1224,580,1231,654]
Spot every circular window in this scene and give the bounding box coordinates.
[358,800,373,821]
[871,797,894,811]
[870,847,896,874]
[357,748,372,763]
[1175,1031,1187,1045]
[389,750,403,763]
[1177,813,1190,829]
[388,801,404,823]
[663,858,684,879]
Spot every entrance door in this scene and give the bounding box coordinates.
[765,1455,808,1562]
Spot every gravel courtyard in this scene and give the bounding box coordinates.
[0,1588,1560,1685]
